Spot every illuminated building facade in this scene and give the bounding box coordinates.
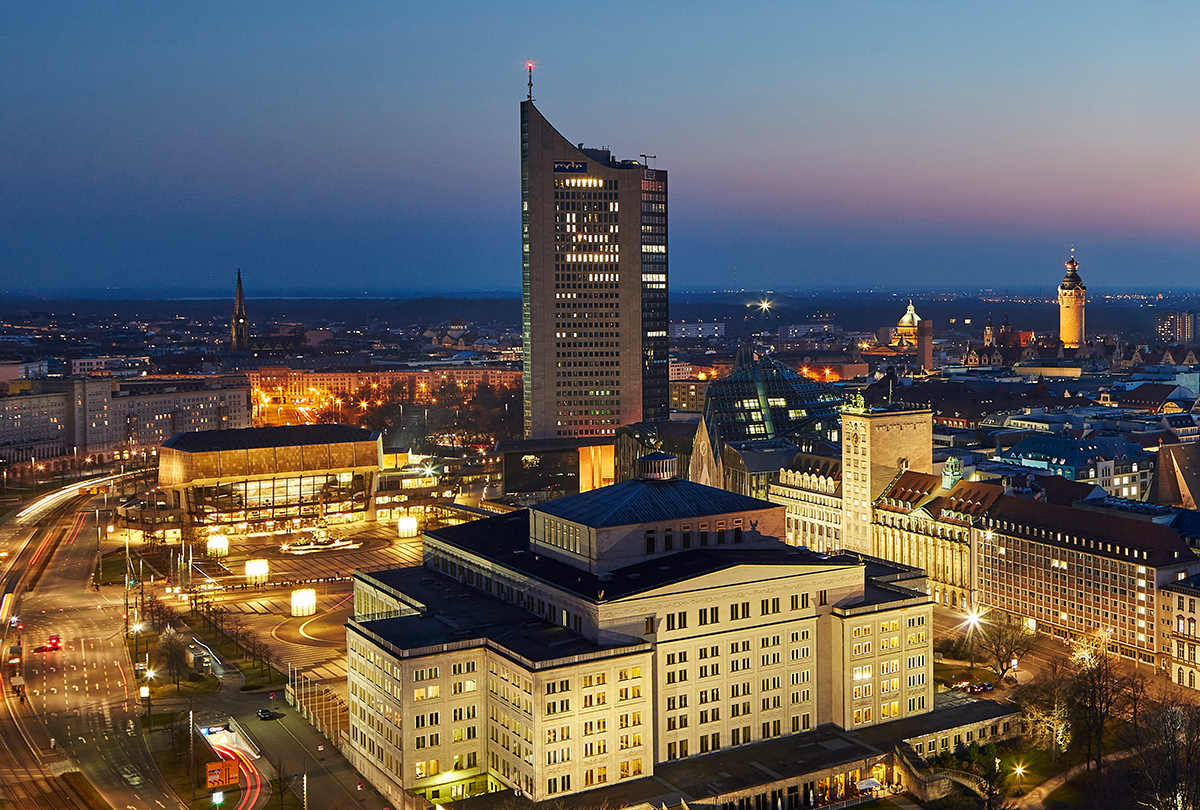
[839,398,934,556]
[769,453,843,552]
[1163,573,1200,690]
[521,100,668,440]
[243,366,521,425]
[346,460,934,805]
[1057,249,1086,349]
[873,463,1002,612]
[976,496,1196,663]
[157,424,381,533]
[1156,310,1198,344]
[891,302,921,346]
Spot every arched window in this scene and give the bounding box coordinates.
[1180,616,1187,634]
[1190,618,1196,637]
[1191,671,1196,690]
[1180,668,1186,685]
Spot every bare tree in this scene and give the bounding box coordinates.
[270,757,289,810]
[1135,698,1200,810]
[975,611,1035,682]
[1016,656,1072,764]
[158,626,189,691]
[1070,630,1134,774]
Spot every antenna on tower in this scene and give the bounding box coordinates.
[526,61,534,101]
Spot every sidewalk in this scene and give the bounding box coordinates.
[1012,749,1135,810]
[154,636,390,810]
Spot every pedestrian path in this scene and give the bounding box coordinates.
[1012,749,1135,810]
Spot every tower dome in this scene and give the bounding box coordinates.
[893,300,921,345]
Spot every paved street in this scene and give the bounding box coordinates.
[1,484,423,809]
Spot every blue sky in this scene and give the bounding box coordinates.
[3,2,1199,296]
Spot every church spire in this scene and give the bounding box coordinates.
[231,269,250,352]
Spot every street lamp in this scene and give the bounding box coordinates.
[965,608,982,673]
[132,623,144,662]
[142,669,155,730]
[1013,763,1025,795]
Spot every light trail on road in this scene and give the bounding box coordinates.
[212,742,263,810]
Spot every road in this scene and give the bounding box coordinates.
[932,607,1168,686]
[0,490,187,810]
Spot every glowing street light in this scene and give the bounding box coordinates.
[965,608,983,672]
[1013,763,1025,795]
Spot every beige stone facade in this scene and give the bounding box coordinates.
[769,455,843,552]
[345,475,934,805]
[839,403,933,556]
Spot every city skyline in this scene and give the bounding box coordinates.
[5,4,1200,295]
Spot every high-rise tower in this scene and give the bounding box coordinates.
[231,268,250,352]
[521,100,668,439]
[839,397,933,556]
[1058,249,1086,349]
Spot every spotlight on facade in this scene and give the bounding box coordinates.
[291,588,317,617]
[207,535,230,558]
[245,558,269,586]
[397,515,420,538]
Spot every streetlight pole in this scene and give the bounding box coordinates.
[966,609,981,673]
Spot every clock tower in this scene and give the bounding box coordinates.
[1057,248,1086,349]
[839,399,933,555]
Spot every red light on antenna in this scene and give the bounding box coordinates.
[526,61,535,69]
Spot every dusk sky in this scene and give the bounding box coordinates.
[4,2,1200,296]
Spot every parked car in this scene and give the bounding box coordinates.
[257,708,273,720]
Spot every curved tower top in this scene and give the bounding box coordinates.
[520,100,668,439]
[1060,248,1085,290]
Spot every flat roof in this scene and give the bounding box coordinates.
[161,424,379,453]
[351,567,638,665]
[425,512,922,602]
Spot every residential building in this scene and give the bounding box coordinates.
[70,356,150,376]
[995,434,1151,499]
[669,322,725,340]
[1155,310,1197,345]
[0,375,251,466]
[521,100,668,439]
[669,379,708,413]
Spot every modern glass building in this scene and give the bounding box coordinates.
[521,100,668,439]
[158,424,382,533]
[702,353,843,444]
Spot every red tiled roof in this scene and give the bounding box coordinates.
[878,471,941,511]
